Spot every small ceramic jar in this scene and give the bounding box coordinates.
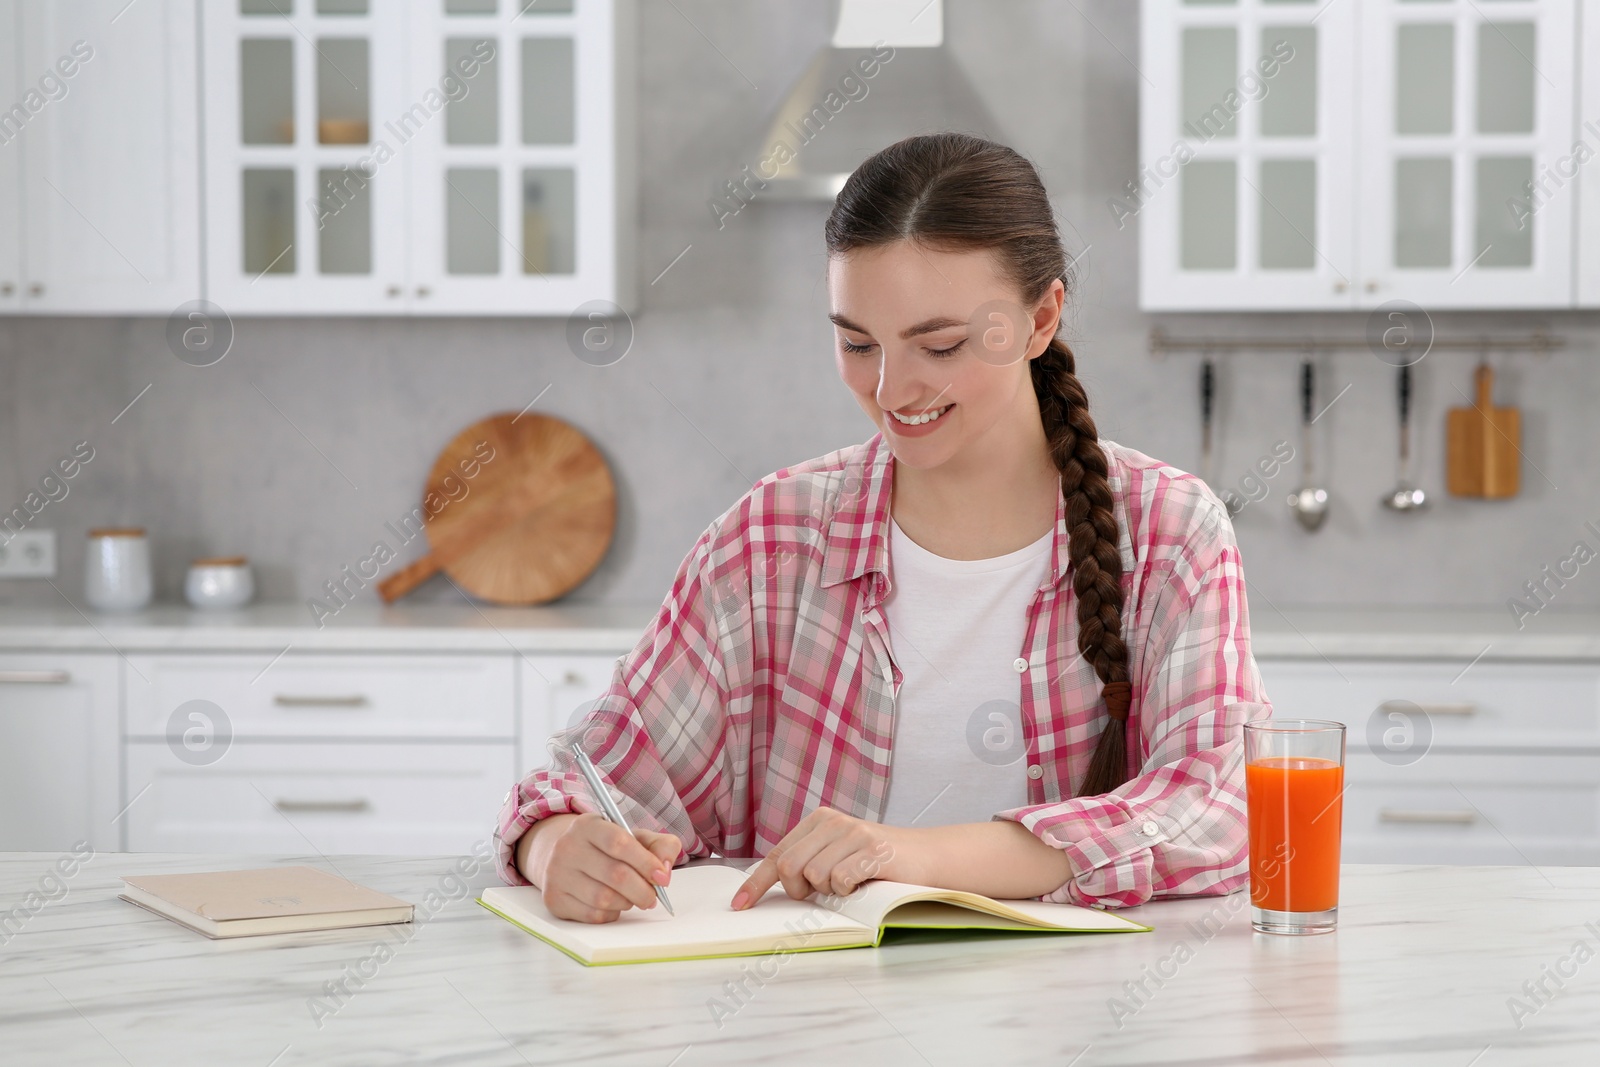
[84,528,153,612]
[185,557,254,609]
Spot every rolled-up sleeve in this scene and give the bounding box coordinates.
[493,517,752,886]
[995,499,1271,908]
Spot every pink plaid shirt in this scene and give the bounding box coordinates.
[495,434,1272,908]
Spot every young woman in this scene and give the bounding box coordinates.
[497,133,1272,924]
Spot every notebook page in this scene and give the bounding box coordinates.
[483,865,871,960]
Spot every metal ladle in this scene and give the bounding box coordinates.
[1383,362,1429,512]
[1287,359,1329,531]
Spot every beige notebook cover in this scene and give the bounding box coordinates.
[121,866,413,939]
[479,864,1150,966]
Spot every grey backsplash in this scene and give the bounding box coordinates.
[1,0,1596,620]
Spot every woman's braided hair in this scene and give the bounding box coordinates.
[824,133,1133,797]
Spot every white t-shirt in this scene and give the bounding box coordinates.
[878,516,1055,827]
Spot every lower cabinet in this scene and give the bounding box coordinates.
[0,654,119,852]
[122,650,534,856]
[123,741,516,855]
[517,653,621,774]
[1257,658,1600,865]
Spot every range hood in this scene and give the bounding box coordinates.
[750,0,997,202]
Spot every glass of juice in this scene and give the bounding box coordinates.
[1243,719,1346,935]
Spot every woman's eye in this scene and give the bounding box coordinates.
[840,339,876,354]
[926,339,967,359]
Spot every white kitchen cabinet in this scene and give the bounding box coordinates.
[1579,2,1600,308]
[0,654,119,852]
[1342,750,1600,866]
[1139,0,1357,310]
[0,0,21,310]
[1256,656,1600,865]
[1140,0,1581,311]
[123,652,516,740]
[124,741,516,855]
[1354,0,1575,308]
[517,652,619,772]
[123,651,517,854]
[8,0,201,314]
[202,0,636,315]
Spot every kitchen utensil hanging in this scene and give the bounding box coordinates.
[1382,363,1428,512]
[1446,358,1521,499]
[1199,357,1243,517]
[1286,359,1329,531]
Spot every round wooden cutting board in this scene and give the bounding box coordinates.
[377,412,616,605]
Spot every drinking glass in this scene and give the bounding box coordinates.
[1244,718,1346,935]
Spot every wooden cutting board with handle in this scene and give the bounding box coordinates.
[378,412,616,605]
[1446,363,1520,499]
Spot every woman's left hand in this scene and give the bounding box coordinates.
[730,807,917,910]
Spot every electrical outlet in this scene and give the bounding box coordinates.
[0,529,57,577]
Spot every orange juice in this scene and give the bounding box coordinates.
[1246,756,1343,912]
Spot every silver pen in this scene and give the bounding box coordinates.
[568,741,675,916]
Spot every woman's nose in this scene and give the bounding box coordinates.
[874,348,919,410]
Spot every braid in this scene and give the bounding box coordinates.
[1030,338,1134,797]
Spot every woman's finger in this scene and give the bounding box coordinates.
[804,835,871,897]
[733,822,831,908]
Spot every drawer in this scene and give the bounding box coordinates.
[1336,750,1600,865]
[124,741,515,855]
[125,653,515,740]
[1256,659,1600,751]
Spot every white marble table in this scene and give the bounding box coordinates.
[4,854,1600,1065]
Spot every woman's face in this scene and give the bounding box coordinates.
[828,241,1064,473]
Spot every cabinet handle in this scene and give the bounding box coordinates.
[1378,808,1478,825]
[0,282,14,296]
[386,284,402,297]
[1378,700,1476,717]
[1364,280,1379,294]
[0,669,70,684]
[27,282,43,297]
[273,694,369,708]
[274,797,371,814]
[1333,280,1347,294]
[414,286,431,298]
[562,670,585,686]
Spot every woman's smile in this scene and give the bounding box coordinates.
[887,402,954,432]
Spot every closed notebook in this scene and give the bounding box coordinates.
[479,864,1150,966]
[120,866,413,939]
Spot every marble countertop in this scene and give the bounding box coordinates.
[0,600,1594,659]
[3,852,1597,1065]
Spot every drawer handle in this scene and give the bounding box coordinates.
[1378,808,1478,825]
[1378,700,1476,717]
[274,798,371,814]
[0,670,70,684]
[562,671,585,686]
[273,694,369,708]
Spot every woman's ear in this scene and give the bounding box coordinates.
[1026,278,1067,361]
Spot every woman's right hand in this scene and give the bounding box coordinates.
[535,812,681,924]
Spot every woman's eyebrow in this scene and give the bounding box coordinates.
[828,313,967,339]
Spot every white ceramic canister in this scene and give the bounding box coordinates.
[184,556,255,609]
[84,527,153,611]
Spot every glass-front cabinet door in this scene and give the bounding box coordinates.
[406,0,624,315]
[1356,0,1575,308]
[1140,0,1357,310]
[205,0,411,312]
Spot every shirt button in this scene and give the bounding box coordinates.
[1027,764,1044,780]
[1012,657,1029,673]
[1140,820,1159,837]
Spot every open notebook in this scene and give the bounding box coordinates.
[479,864,1151,966]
